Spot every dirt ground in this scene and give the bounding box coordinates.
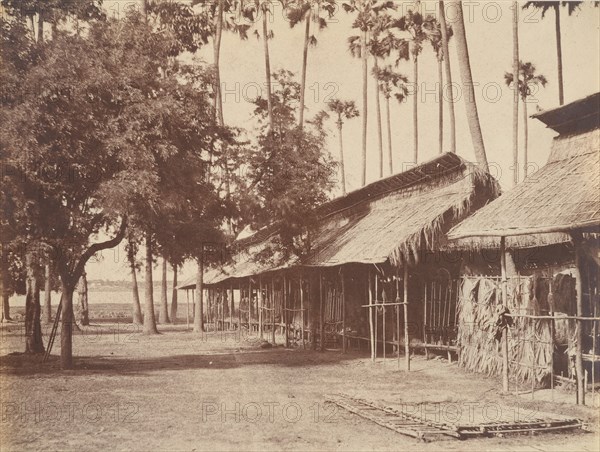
[1,320,599,452]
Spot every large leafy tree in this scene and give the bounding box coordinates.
[245,70,336,259]
[1,12,230,366]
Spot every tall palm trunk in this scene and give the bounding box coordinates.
[214,0,224,126]
[194,258,205,332]
[449,0,489,172]
[170,263,178,323]
[412,55,419,163]
[374,59,384,178]
[143,233,159,334]
[158,256,169,324]
[128,243,143,325]
[439,0,456,154]
[1,260,10,321]
[262,6,274,131]
[44,263,52,323]
[512,2,520,186]
[299,9,312,128]
[386,96,393,174]
[337,119,347,195]
[437,57,444,154]
[37,9,44,43]
[522,98,529,179]
[361,30,368,186]
[554,4,564,105]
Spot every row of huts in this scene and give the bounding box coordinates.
[179,93,600,405]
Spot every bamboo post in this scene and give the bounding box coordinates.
[271,278,276,345]
[248,279,252,334]
[383,279,386,361]
[191,288,195,324]
[374,271,378,359]
[369,269,375,361]
[403,265,410,371]
[186,289,190,330]
[593,303,597,404]
[500,236,510,393]
[300,273,305,349]
[230,283,235,331]
[396,277,401,369]
[572,234,585,405]
[424,283,428,360]
[284,274,289,348]
[319,271,324,352]
[341,268,346,354]
[259,276,263,339]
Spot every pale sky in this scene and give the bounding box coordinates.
[86,0,600,281]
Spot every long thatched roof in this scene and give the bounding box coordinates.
[178,152,499,289]
[449,97,600,245]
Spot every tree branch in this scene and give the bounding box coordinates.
[70,216,128,286]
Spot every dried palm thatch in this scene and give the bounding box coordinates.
[449,128,600,248]
[178,153,499,289]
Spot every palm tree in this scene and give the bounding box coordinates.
[373,65,409,174]
[505,61,548,180]
[429,16,452,154]
[438,1,456,154]
[327,99,360,194]
[344,0,379,186]
[287,0,336,128]
[512,1,520,186]
[522,1,584,106]
[392,6,437,164]
[447,0,489,172]
[368,13,396,178]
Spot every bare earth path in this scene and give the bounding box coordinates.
[1,323,598,451]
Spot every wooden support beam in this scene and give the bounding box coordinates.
[186,289,190,330]
[369,269,374,361]
[396,277,401,369]
[284,274,289,348]
[259,276,263,339]
[271,278,276,345]
[300,273,305,349]
[403,266,410,371]
[572,233,585,405]
[500,236,510,393]
[319,271,324,352]
[341,268,346,354]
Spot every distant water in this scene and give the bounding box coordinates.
[8,290,153,307]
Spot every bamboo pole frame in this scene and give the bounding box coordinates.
[369,268,374,361]
[300,273,305,349]
[403,265,410,372]
[319,271,324,352]
[341,268,346,354]
[500,237,510,393]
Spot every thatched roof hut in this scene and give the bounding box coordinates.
[449,92,600,245]
[178,152,499,289]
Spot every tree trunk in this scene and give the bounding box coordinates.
[25,251,44,354]
[262,6,274,131]
[60,282,74,369]
[213,0,224,126]
[361,30,368,186]
[386,97,393,175]
[439,0,456,154]
[412,55,419,164]
[77,273,89,326]
[194,258,205,333]
[298,9,311,128]
[438,57,444,154]
[44,263,51,323]
[449,0,489,172]
[158,256,169,324]
[128,243,143,325]
[337,120,347,195]
[555,5,564,105]
[1,251,12,322]
[37,9,44,43]
[170,263,178,323]
[143,233,159,334]
[522,98,529,179]
[512,1,520,186]
[374,59,384,178]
